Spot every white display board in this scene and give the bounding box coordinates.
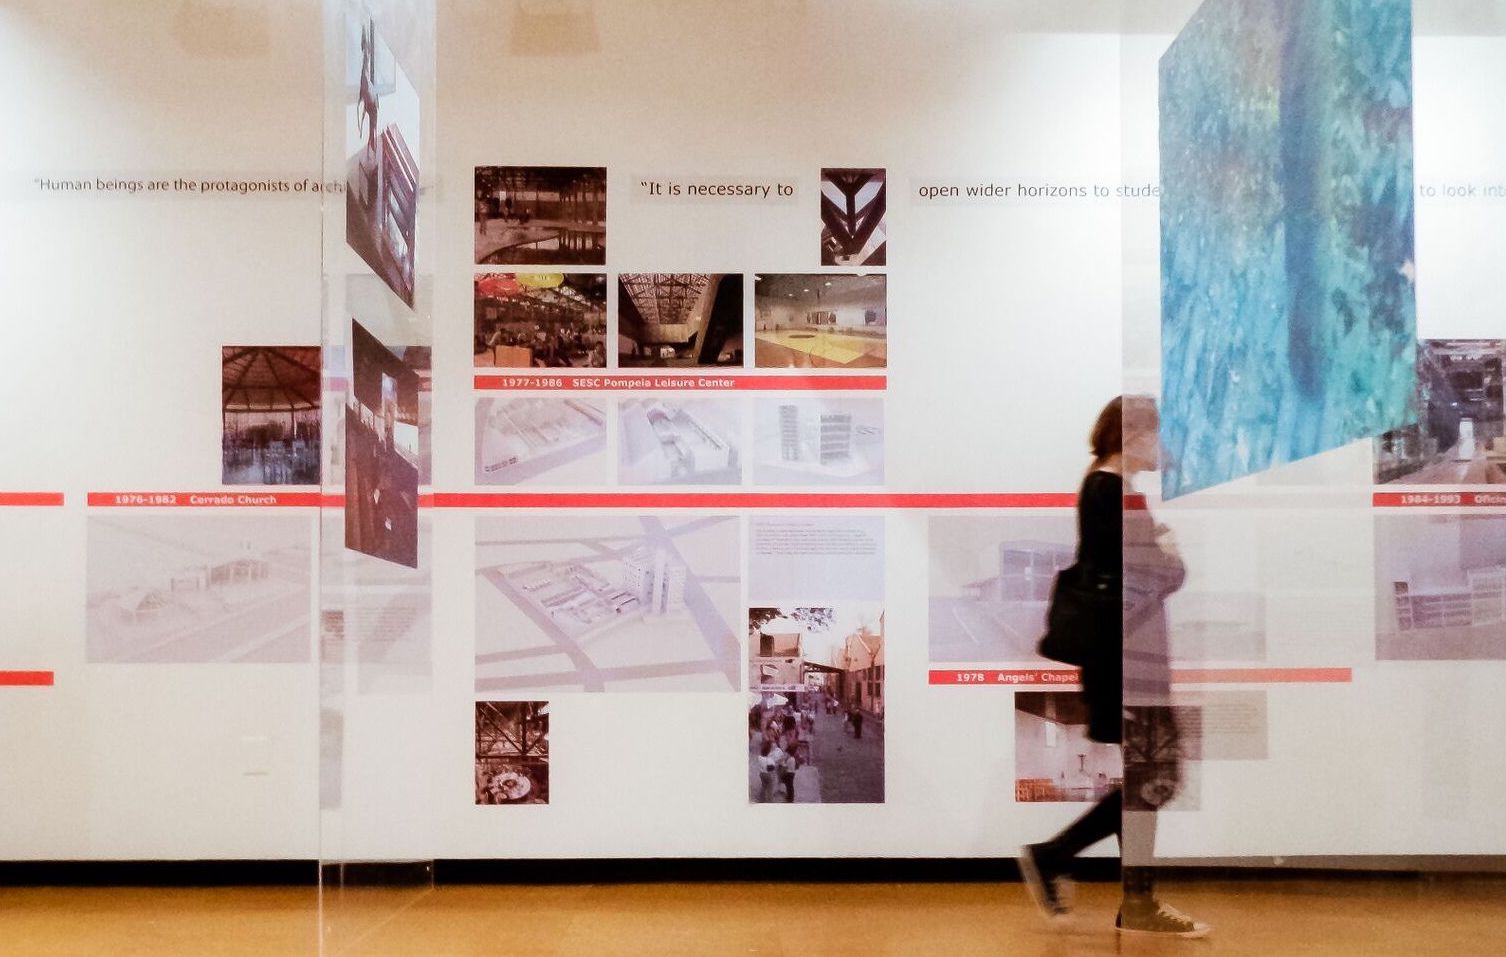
[0,0,1502,862]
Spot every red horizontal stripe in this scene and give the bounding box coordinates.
[929,666,1352,686]
[0,671,54,687]
[474,373,886,392]
[1374,491,1506,508]
[0,492,64,507]
[434,492,1078,509]
[88,492,323,508]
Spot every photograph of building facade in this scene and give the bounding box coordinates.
[747,606,883,804]
[618,398,740,486]
[475,515,740,692]
[1376,513,1506,660]
[1376,339,1506,485]
[474,702,549,806]
[617,273,743,368]
[753,274,886,369]
[86,515,312,664]
[346,15,419,307]
[475,397,607,486]
[475,166,605,266]
[474,272,607,369]
[753,398,883,486]
[820,168,887,267]
[1014,692,1121,803]
[221,346,321,486]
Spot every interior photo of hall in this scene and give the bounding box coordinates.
[221,346,321,486]
[475,166,606,266]
[345,16,419,306]
[1014,692,1122,804]
[820,167,887,266]
[617,273,743,368]
[1375,513,1506,661]
[474,272,606,368]
[754,274,887,369]
[1376,339,1506,484]
[345,322,420,570]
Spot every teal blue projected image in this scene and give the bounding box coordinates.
[1159,0,1417,499]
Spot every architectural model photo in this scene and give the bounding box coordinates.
[748,606,884,804]
[475,515,741,692]
[753,274,886,369]
[474,272,607,369]
[1375,513,1506,661]
[346,14,419,307]
[1375,340,1506,485]
[1158,0,1416,498]
[345,321,420,569]
[617,274,743,368]
[820,168,887,267]
[475,166,606,266]
[475,397,607,486]
[752,398,883,486]
[221,346,320,486]
[85,514,312,664]
[617,397,741,485]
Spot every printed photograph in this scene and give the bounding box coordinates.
[748,606,884,804]
[476,396,607,486]
[1159,0,1415,498]
[474,272,606,369]
[345,321,420,569]
[346,15,420,307]
[475,166,605,266]
[1375,513,1506,660]
[617,397,741,486]
[320,514,431,694]
[617,273,743,368]
[475,515,741,693]
[752,397,883,486]
[475,701,549,805]
[1375,339,1506,485]
[754,274,886,369]
[86,514,312,663]
[222,346,320,486]
[928,514,1265,664]
[1014,692,1121,803]
[820,168,887,266]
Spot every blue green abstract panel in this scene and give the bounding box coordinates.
[1159,0,1417,499]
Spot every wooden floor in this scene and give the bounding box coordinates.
[1,877,1503,955]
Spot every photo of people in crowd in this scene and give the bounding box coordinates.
[747,605,884,804]
[222,346,320,485]
[346,14,419,306]
[474,272,606,369]
[345,321,420,569]
[474,701,549,805]
[475,166,605,266]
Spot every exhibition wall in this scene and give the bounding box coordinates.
[0,0,1502,863]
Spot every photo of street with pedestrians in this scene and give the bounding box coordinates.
[748,605,884,804]
[475,515,741,692]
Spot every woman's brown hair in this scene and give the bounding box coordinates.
[1089,396,1123,468]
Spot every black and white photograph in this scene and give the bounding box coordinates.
[617,273,743,368]
[1375,339,1506,485]
[820,168,886,266]
[754,274,886,369]
[86,514,312,664]
[346,14,420,307]
[345,321,420,569]
[221,346,320,486]
[748,606,884,804]
[475,166,606,266]
[617,397,741,485]
[1375,513,1506,660]
[475,701,549,805]
[475,396,607,486]
[474,272,607,369]
[475,515,741,693]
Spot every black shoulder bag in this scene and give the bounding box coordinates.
[1037,563,1118,666]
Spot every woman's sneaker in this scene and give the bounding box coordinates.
[1116,898,1212,938]
[1018,844,1071,919]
